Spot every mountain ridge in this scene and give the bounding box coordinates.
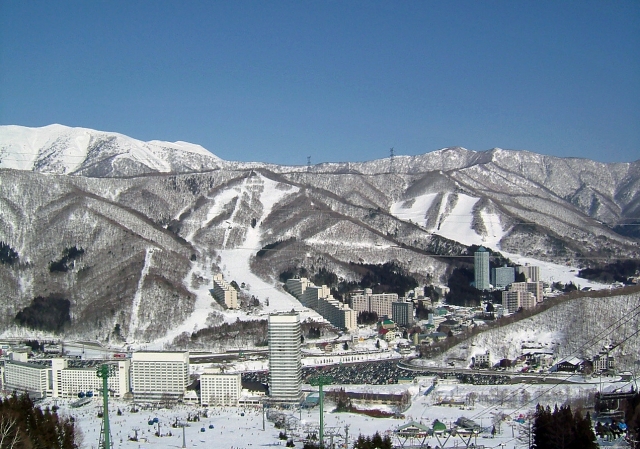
[0,125,638,344]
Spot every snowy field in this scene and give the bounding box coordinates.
[46,375,622,449]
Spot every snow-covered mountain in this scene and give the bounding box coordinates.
[0,124,222,176]
[0,125,638,344]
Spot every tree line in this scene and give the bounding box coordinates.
[0,393,80,449]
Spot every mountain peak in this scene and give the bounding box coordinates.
[0,124,222,177]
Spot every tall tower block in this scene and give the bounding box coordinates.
[474,247,490,290]
[268,313,302,404]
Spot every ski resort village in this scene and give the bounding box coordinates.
[1,126,640,449]
[2,251,640,449]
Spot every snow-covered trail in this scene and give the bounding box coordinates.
[127,247,155,339]
[217,175,318,317]
[155,174,319,348]
[152,256,218,348]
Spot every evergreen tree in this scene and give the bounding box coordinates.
[532,403,597,449]
[0,393,79,449]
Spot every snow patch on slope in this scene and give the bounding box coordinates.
[390,193,507,247]
[127,247,156,339]
[390,193,438,226]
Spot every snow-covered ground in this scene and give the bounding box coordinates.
[51,374,630,449]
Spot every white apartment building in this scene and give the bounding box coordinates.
[58,360,130,398]
[290,282,356,331]
[4,357,129,399]
[200,370,242,406]
[502,290,536,313]
[268,313,302,404]
[301,285,331,308]
[592,349,615,373]
[349,289,398,318]
[212,273,239,309]
[4,360,50,398]
[131,351,190,401]
[316,296,357,331]
[509,281,544,304]
[285,277,312,298]
[474,351,491,368]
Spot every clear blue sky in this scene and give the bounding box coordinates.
[1,1,638,164]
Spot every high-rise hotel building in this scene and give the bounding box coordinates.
[268,313,302,404]
[474,247,490,290]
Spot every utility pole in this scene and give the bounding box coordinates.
[96,364,115,449]
[309,375,333,448]
[344,424,349,449]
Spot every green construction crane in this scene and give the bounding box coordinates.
[97,364,116,449]
[309,375,333,448]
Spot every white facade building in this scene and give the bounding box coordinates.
[58,360,130,398]
[289,281,356,331]
[131,352,189,401]
[501,290,536,313]
[212,273,239,309]
[509,281,544,304]
[4,360,50,398]
[268,313,302,404]
[285,277,312,298]
[349,289,398,318]
[200,370,242,406]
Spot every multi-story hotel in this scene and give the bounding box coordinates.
[349,288,398,318]
[491,265,515,290]
[316,296,357,331]
[200,369,242,406]
[58,360,130,398]
[130,351,190,401]
[285,277,312,298]
[391,300,414,327]
[4,359,51,398]
[268,313,302,404]
[474,247,490,290]
[212,273,239,309]
[509,281,544,304]
[501,290,536,313]
[287,279,357,331]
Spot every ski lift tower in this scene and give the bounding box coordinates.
[309,375,333,448]
[97,364,116,449]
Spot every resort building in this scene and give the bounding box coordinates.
[130,351,190,401]
[474,247,490,290]
[212,273,239,309]
[268,313,302,404]
[200,369,242,406]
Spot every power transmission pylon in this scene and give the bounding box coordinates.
[97,364,116,449]
[389,147,395,173]
[309,375,333,448]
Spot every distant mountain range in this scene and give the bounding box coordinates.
[0,125,638,343]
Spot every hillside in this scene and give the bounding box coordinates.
[0,125,638,344]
